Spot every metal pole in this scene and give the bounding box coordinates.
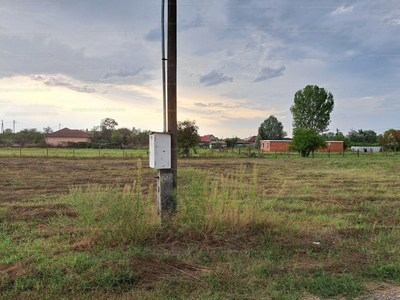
[161,0,167,132]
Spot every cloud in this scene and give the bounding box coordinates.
[102,66,145,79]
[252,66,286,82]
[332,6,354,15]
[199,70,233,86]
[194,102,224,107]
[30,75,96,93]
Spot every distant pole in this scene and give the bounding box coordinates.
[1,120,3,134]
[13,120,15,133]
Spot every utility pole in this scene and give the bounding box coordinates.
[157,0,177,220]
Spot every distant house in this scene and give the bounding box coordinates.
[260,140,292,152]
[320,141,344,152]
[199,134,226,148]
[44,128,91,146]
[237,136,257,146]
[260,140,344,152]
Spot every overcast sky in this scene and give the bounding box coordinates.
[1,0,399,138]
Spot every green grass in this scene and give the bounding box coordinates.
[0,147,149,158]
[1,155,400,299]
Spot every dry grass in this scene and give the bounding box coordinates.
[1,155,400,299]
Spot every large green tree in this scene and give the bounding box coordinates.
[177,120,200,156]
[290,85,334,133]
[255,115,287,149]
[289,128,326,157]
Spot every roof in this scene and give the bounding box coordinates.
[237,136,257,144]
[391,131,400,139]
[200,135,220,143]
[44,128,90,138]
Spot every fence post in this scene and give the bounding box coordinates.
[370,148,373,156]
[357,149,359,157]
[328,149,330,157]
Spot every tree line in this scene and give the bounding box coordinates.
[255,85,399,156]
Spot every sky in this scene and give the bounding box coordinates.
[1,0,399,139]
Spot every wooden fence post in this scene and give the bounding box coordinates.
[357,149,359,157]
[328,149,330,157]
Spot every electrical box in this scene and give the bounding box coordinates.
[149,132,171,169]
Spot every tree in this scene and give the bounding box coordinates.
[290,85,334,133]
[225,137,240,148]
[100,118,118,141]
[378,129,400,151]
[289,128,326,157]
[347,129,378,144]
[43,126,53,134]
[177,120,200,156]
[255,115,287,149]
[111,128,131,146]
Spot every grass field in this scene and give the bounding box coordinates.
[1,154,400,299]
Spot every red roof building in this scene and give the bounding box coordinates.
[44,128,91,146]
[199,134,226,148]
[391,131,400,139]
